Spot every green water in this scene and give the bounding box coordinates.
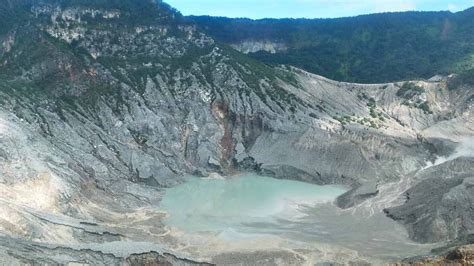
[160,174,346,233]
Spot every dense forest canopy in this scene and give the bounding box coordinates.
[189,8,474,83]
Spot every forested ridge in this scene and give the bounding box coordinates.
[190,8,474,83]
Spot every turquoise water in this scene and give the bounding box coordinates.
[160,174,347,233]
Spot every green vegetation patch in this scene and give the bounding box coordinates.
[447,68,474,90]
[190,9,474,83]
[396,82,425,99]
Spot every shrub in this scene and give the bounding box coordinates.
[396,82,424,99]
[447,68,474,91]
[418,101,432,114]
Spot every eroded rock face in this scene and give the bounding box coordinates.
[231,40,287,54]
[384,158,474,243]
[0,0,473,264]
[126,252,212,266]
[399,244,474,265]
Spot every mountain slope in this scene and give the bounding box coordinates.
[190,8,474,83]
[0,0,473,264]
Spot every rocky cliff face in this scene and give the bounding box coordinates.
[231,40,287,54]
[0,0,473,264]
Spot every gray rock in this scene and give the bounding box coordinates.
[384,158,474,243]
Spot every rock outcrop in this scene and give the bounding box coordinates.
[399,244,474,265]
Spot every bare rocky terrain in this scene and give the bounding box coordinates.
[0,0,473,265]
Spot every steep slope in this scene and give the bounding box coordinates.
[385,157,474,243]
[0,0,473,264]
[190,8,474,83]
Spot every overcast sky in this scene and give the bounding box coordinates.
[165,0,474,19]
